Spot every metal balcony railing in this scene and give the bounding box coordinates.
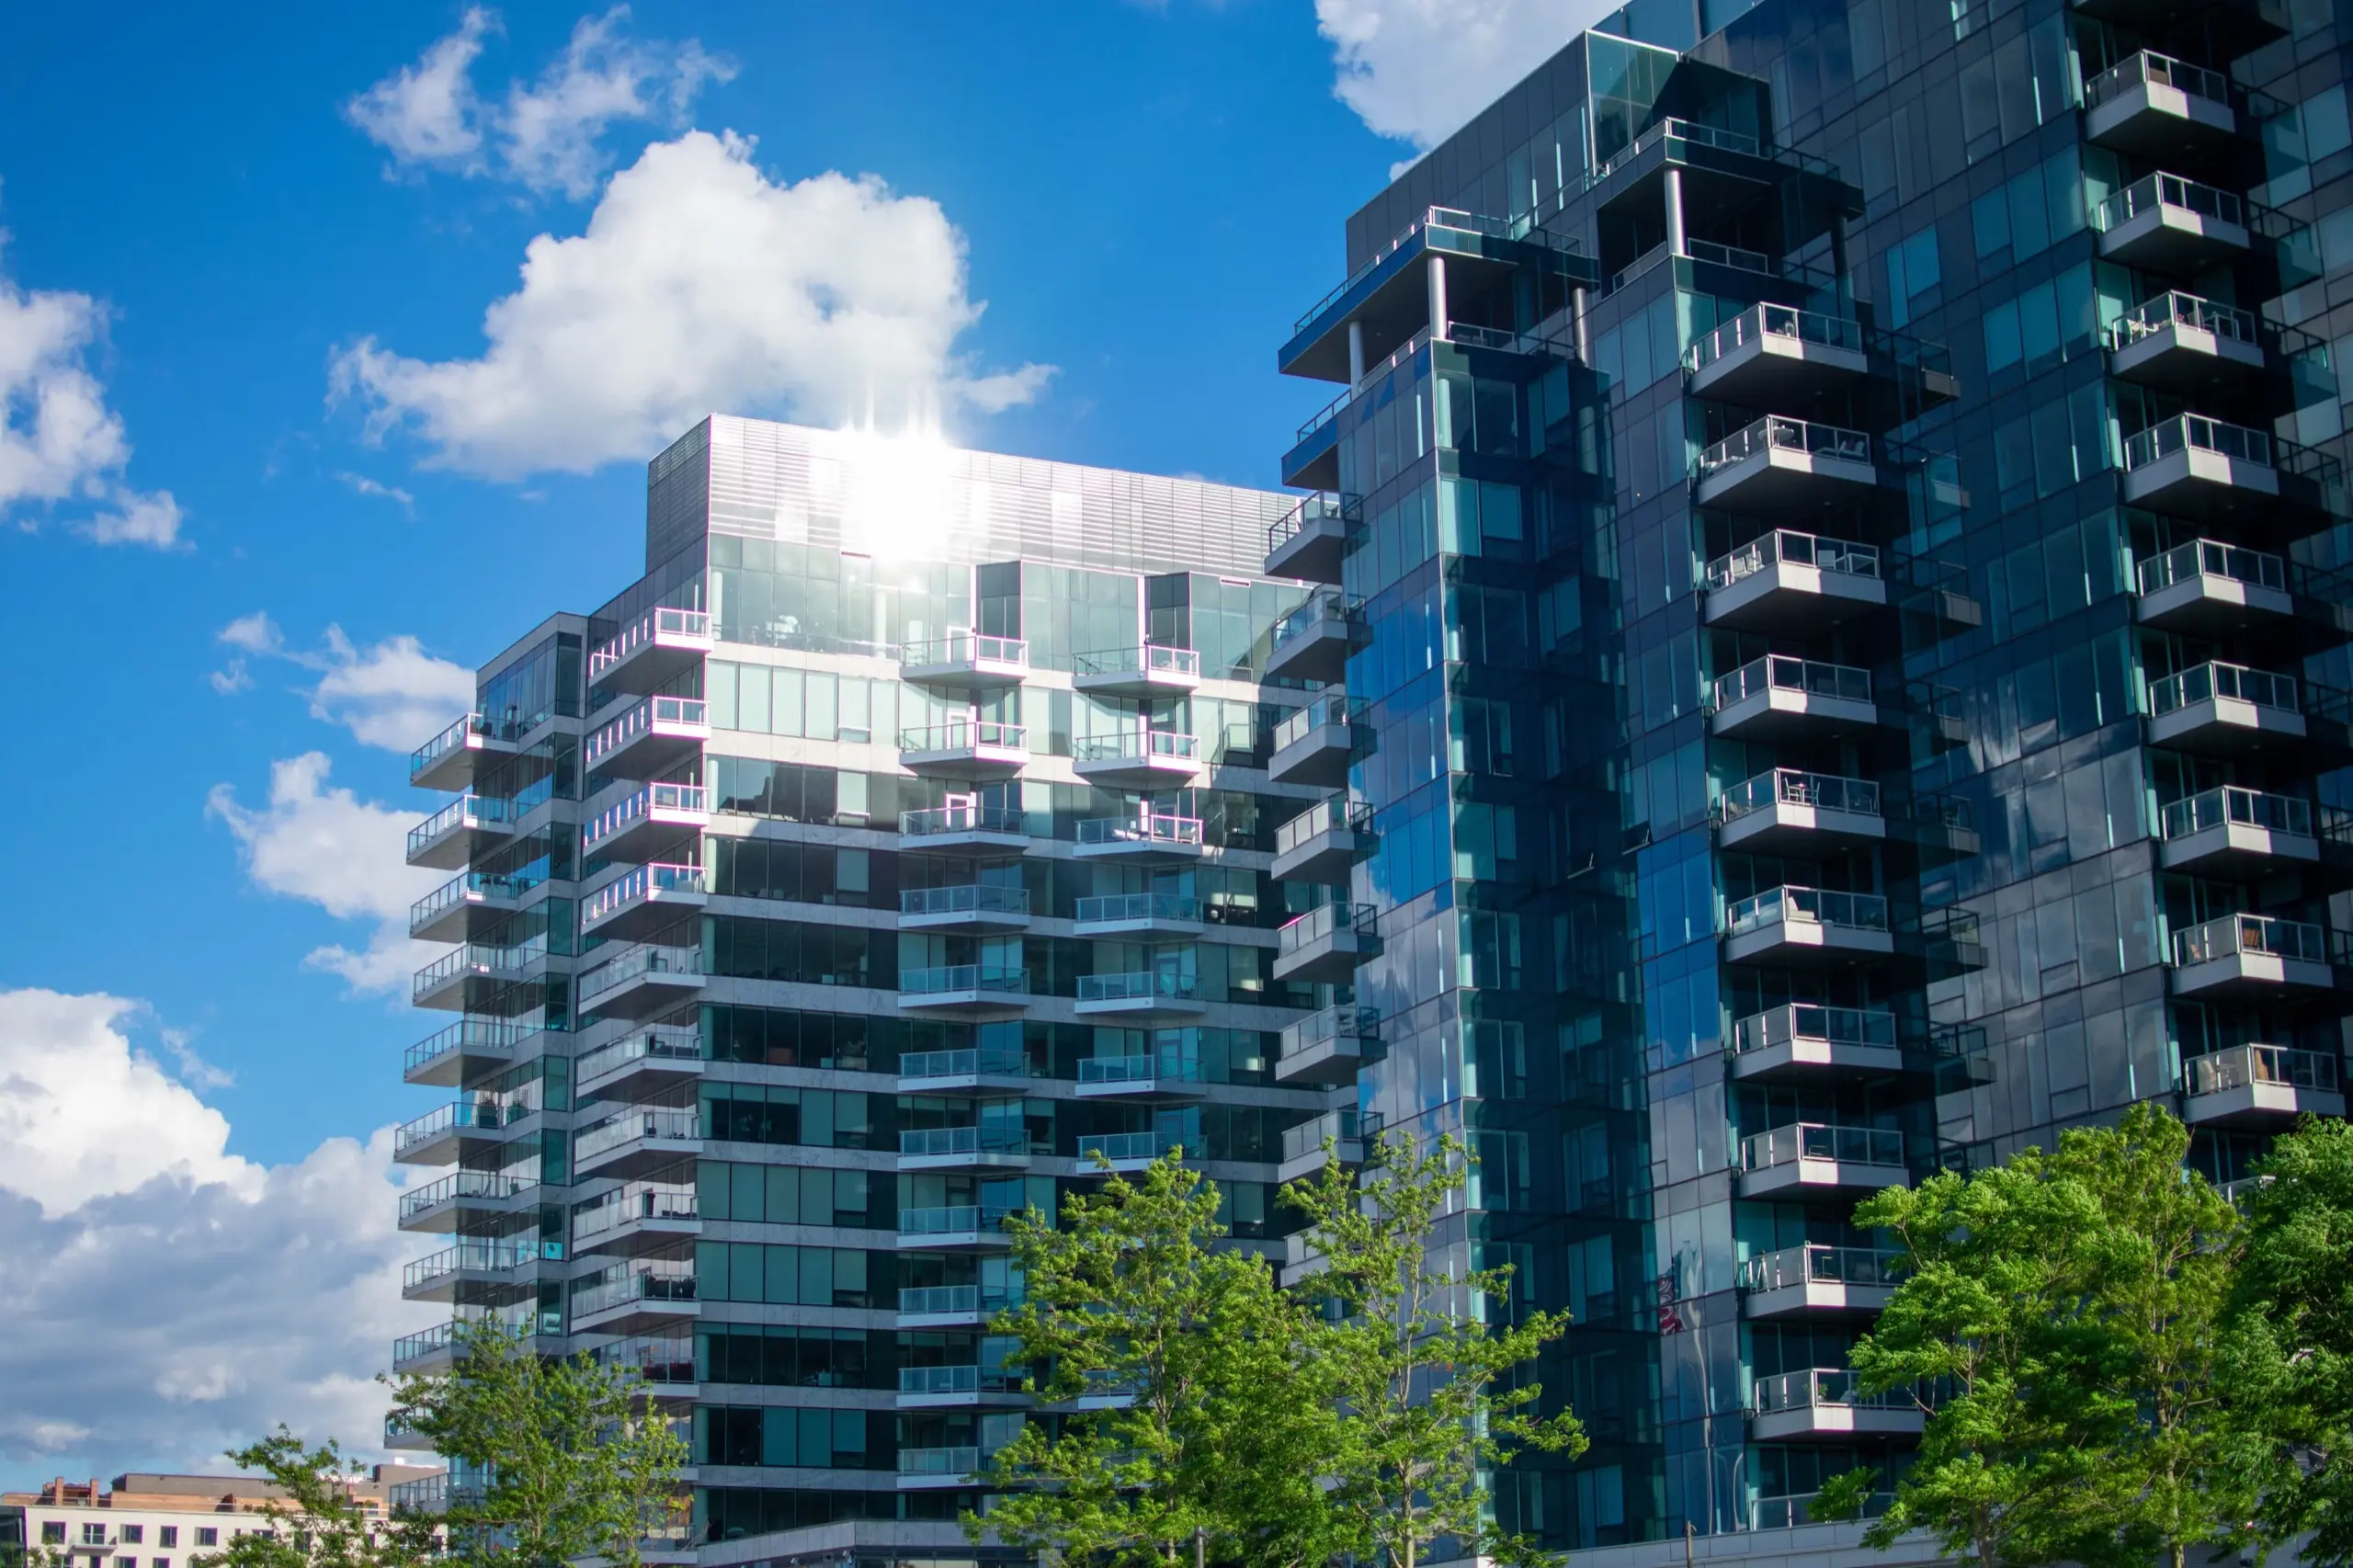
[900,964,1030,996]
[587,607,710,680]
[2085,50,2232,110]
[2123,413,2273,472]
[1741,1122,1906,1173]
[2093,172,2245,234]
[1712,653,1871,710]
[1737,1243,1906,1293]
[901,884,1030,918]
[2185,1042,2340,1096]
[577,944,703,1001]
[2108,290,2258,352]
[1725,885,1889,937]
[1751,1367,1915,1415]
[1074,892,1200,925]
[901,719,1029,754]
[1076,812,1203,849]
[583,782,710,853]
[1717,767,1880,822]
[1696,415,1870,477]
[2148,659,2298,717]
[1729,1003,1899,1056]
[1685,302,1863,375]
[582,862,704,925]
[1281,1005,1380,1060]
[574,1108,699,1164]
[575,1026,701,1086]
[2173,912,2333,967]
[901,802,1028,838]
[2161,785,2313,842]
[1280,1108,1384,1163]
[1274,695,1365,751]
[1703,528,1880,592]
[1279,901,1379,954]
[1074,643,1201,679]
[2137,538,2285,597]
[900,631,1029,669]
[900,1125,1029,1158]
[898,1045,1030,1080]
[583,696,708,770]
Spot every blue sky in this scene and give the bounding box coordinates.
[0,0,1583,1483]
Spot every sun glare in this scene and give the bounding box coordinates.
[830,419,961,562]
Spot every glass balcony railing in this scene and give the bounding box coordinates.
[405,1239,538,1290]
[1277,798,1375,857]
[898,1205,1017,1238]
[2085,50,2233,110]
[2123,413,2273,472]
[1077,972,1201,1006]
[407,792,513,857]
[900,1365,1008,1396]
[1074,892,1200,925]
[1290,206,1579,336]
[1726,885,1889,937]
[395,1097,530,1156]
[1279,901,1378,954]
[1712,653,1871,710]
[1281,1005,1379,1060]
[412,943,532,1001]
[1751,1367,1914,1415]
[1267,492,1352,552]
[2093,172,2245,234]
[577,943,703,1000]
[901,720,1029,754]
[1703,529,1880,592]
[1074,729,1200,765]
[1742,1122,1906,1173]
[2148,659,2298,717]
[410,869,534,931]
[1076,812,1203,849]
[898,1446,980,1476]
[1280,1108,1383,1163]
[2173,912,2332,967]
[1592,116,1841,185]
[1729,1003,1899,1057]
[900,1125,1029,1157]
[583,782,710,851]
[583,696,708,770]
[1271,589,1362,650]
[571,1265,697,1322]
[901,884,1030,919]
[2137,538,2286,597]
[2108,290,2258,352]
[2161,785,2313,842]
[573,1183,698,1243]
[1718,767,1880,823]
[575,1026,701,1085]
[901,631,1029,669]
[1696,415,1870,478]
[583,863,704,925]
[1080,1050,1204,1085]
[899,1284,1018,1314]
[1686,302,1863,375]
[587,608,710,681]
[574,1108,699,1164]
[901,802,1028,838]
[404,1016,528,1077]
[900,964,1030,996]
[1737,1243,1906,1293]
[1080,1130,1188,1163]
[1274,695,1364,751]
[1074,643,1201,679]
[2185,1042,2340,1096]
[898,1045,1030,1080]
[398,1169,531,1223]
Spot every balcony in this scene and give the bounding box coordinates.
[582,862,707,941]
[410,713,522,792]
[2108,292,2265,390]
[1074,971,1208,1020]
[2136,540,2290,633]
[1738,1122,1910,1199]
[588,608,713,695]
[1715,769,1883,854]
[897,964,1033,1017]
[1277,1005,1378,1085]
[405,792,517,870]
[404,1016,525,1087]
[1073,892,1205,937]
[1710,655,1875,740]
[397,1169,534,1233]
[2159,787,2319,873]
[570,1264,699,1335]
[901,1124,1032,1172]
[2147,661,2305,754]
[394,1096,532,1166]
[1701,530,1884,631]
[576,1025,704,1101]
[2086,53,2240,159]
[1591,117,1854,224]
[412,942,532,1011]
[410,869,529,943]
[1264,590,1368,686]
[1073,642,1203,698]
[578,943,705,1019]
[2184,1043,2346,1127]
[1080,1129,1190,1172]
[1273,901,1381,983]
[1739,1244,1905,1319]
[2121,415,2279,517]
[403,1239,544,1303]
[897,1205,1018,1251]
[572,1182,699,1258]
[1074,812,1205,860]
[1272,797,1378,883]
[1750,1369,1925,1442]
[582,782,710,864]
[1692,416,1875,513]
[900,883,1032,933]
[1277,1108,1381,1185]
[1728,1004,1904,1082]
[1073,728,1207,788]
[574,1107,699,1180]
[899,1284,1018,1326]
[2171,913,2342,997]
[898,1447,981,1486]
[1265,493,1355,584]
[1685,304,1867,403]
[1724,886,1892,966]
[584,696,710,780]
[900,631,1029,690]
[1076,1048,1209,1099]
[901,719,1029,778]
[1267,695,1364,789]
[898,1363,1026,1409]
[2093,173,2250,271]
[895,1044,1034,1094]
[901,802,1032,853]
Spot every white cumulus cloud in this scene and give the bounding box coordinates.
[207,753,445,995]
[331,131,1052,480]
[344,6,496,175]
[1317,0,1603,150]
[209,615,473,755]
[0,989,423,1474]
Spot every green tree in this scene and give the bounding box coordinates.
[1283,1131,1585,1568]
[190,1430,438,1568]
[965,1152,1345,1568]
[381,1316,688,1568]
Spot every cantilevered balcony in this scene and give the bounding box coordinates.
[1685,304,1867,402]
[569,1264,698,1336]
[1702,530,1884,631]
[2171,913,2342,997]
[897,964,1033,1017]
[1264,493,1355,584]
[1075,971,1208,1020]
[409,870,529,943]
[1739,1244,1905,1318]
[2108,293,2265,389]
[2159,787,2319,873]
[900,884,1032,933]
[2121,415,2279,517]
[1728,1004,1904,1081]
[900,802,1032,853]
[406,792,517,870]
[1277,1005,1378,1085]
[1273,797,1378,883]
[2147,661,2306,754]
[899,631,1029,691]
[2182,1043,2346,1127]
[1267,695,1365,789]
[412,943,531,1011]
[574,1107,699,1181]
[1724,886,1893,966]
[1079,1129,1191,1171]
[575,1025,703,1102]
[1264,590,1367,686]
[1073,728,1206,788]
[1273,901,1381,983]
[901,1124,1032,1173]
[583,696,709,780]
[1715,769,1883,854]
[901,720,1029,778]
[572,1182,699,1258]
[395,1096,532,1165]
[582,863,706,942]
[403,1239,543,1304]
[898,1363,1027,1410]
[1075,1046,1209,1098]
[1750,1369,1925,1441]
[1073,892,1204,937]
[899,1285,1022,1329]
[898,1448,982,1487]
[2086,52,2241,157]
[2136,540,2290,632]
[578,944,704,1019]
[404,1016,525,1088]
[410,713,520,791]
[1277,1108,1381,1185]
[1074,812,1205,860]
[896,1044,1034,1094]
[2093,173,2250,271]
[1738,1122,1910,1199]
[582,782,710,864]
[1589,118,1856,224]
[1692,416,1874,513]
[397,1170,534,1233]
[1073,643,1203,699]
[897,1206,1017,1252]
[1711,655,1875,740]
[587,608,713,696]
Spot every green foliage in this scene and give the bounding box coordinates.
[1284,1131,1585,1568]
[381,1317,688,1568]
[189,1430,437,1568]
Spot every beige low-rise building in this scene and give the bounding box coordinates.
[2,1469,443,1568]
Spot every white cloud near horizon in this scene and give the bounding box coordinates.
[330,130,1054,480]
[209,614,474,754]
[0,988,423,1474]
[1316,0,1604,150]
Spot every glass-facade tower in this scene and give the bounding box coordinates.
[1275,0,2353,1549]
